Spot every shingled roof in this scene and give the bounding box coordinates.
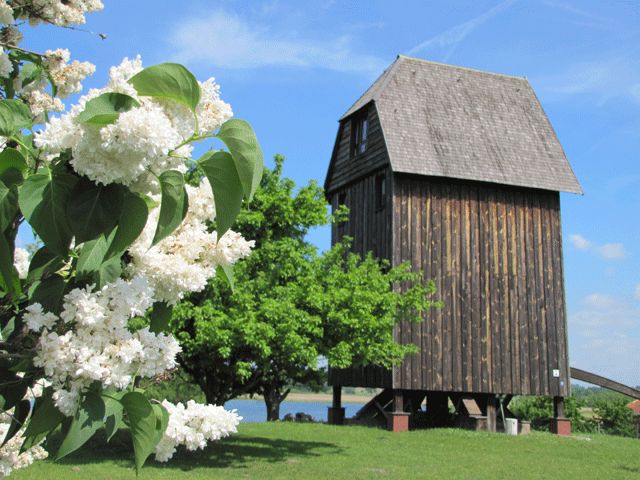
[341,55,582,194]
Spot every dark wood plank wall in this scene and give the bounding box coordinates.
[328,169,394,388]
[326,104,389,194]
[325,106,570,397]
[392,175,570,396]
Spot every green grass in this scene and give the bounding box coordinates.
[12,423,640,480]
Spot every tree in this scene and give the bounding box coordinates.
[0,2,262,474]
[594,398,636,437]
[173,156,441,420]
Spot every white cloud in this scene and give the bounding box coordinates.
[583,293,615,310]
[407,0,516,61]
[568,233,590,250]
[168,10,385,73]
[597,243,627,260]
[569,294,640,387]
[635,284,640,301]
[567,234,627,260]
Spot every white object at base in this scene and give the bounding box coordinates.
[504,418,518,435]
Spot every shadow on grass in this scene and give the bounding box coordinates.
[617,464,640,474]
[57,430,343,471]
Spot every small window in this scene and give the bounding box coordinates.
[351,112,368,157]
[375,174,386,210]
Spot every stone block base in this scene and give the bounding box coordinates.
[387,412,410,432]
[327,407,345,425]
[518,420,531,435]
[550,418,572,436]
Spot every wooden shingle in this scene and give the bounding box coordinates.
[337,55,582,194]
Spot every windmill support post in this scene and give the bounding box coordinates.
[550,396,571,436]
[327,385,345,425]
[387,390,410,432]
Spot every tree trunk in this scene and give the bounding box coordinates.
[265,396,281,421]
[264,388,282,421]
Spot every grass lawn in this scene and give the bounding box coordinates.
[12,423,640,480]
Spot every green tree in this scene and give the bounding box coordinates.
[594,398,636,437]
[509,396,594,432]
[172,156,441,420]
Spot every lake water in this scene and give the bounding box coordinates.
[225,399,364,423]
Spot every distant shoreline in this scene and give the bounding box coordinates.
[238,392,371,404]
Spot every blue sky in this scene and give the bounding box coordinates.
[21,0,640,386]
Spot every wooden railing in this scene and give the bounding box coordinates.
[570,367,640,399]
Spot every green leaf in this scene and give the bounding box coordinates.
[75,92,141,125]
[0,148,27,176]
[0,178,18,231]
[19,63,45,91]
[152,170,188,246]
[149,302,173,333]
[151,403,169,447]
[0,372,29,412]
[67,179,124,244]
[216,119,263,200]
[217,264,234,291]
[1,400,30,448]
[21,387,64,452]
[121,392,158,473]
[0,100,32,137]
[0,233,20,298]
[19,167,78,256]
[77,231,122,288]
[56,392,105,460]
[199,151,243,237]
[76,235,109,275]
[129,63,200,112]
[28,273,65,315]
[26,246,64,284]
[94,256,122,288]
[1,315,15,341]
[104,395,124,442]
[104,192,148,261]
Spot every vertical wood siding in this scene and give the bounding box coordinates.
[327,170,394,388]
[391,175,569,396]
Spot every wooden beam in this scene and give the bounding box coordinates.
[570,367,640,400]
[394,390,404,413]
[332,385,342,409]
[486,395,498,432]
[553,396,565,418]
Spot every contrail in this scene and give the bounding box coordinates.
[407,0,517,60]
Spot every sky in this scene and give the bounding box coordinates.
[20,0,640,387]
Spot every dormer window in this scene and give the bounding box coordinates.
[351,111,368,157]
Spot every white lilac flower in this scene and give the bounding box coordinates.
[13,247,29,279]
[0,1,14,25]
[32,277,182,416]
[0,415,48,478]
[154,400,242,462]
[23,303,58,332]
[43,48,95,98]
[162,77,233,138]
[13,0,103,26]
[23,89,64,121]
[0,48,11,78]
[127,178,254,304]
[52,386,81,416]
[34,55,231,190]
